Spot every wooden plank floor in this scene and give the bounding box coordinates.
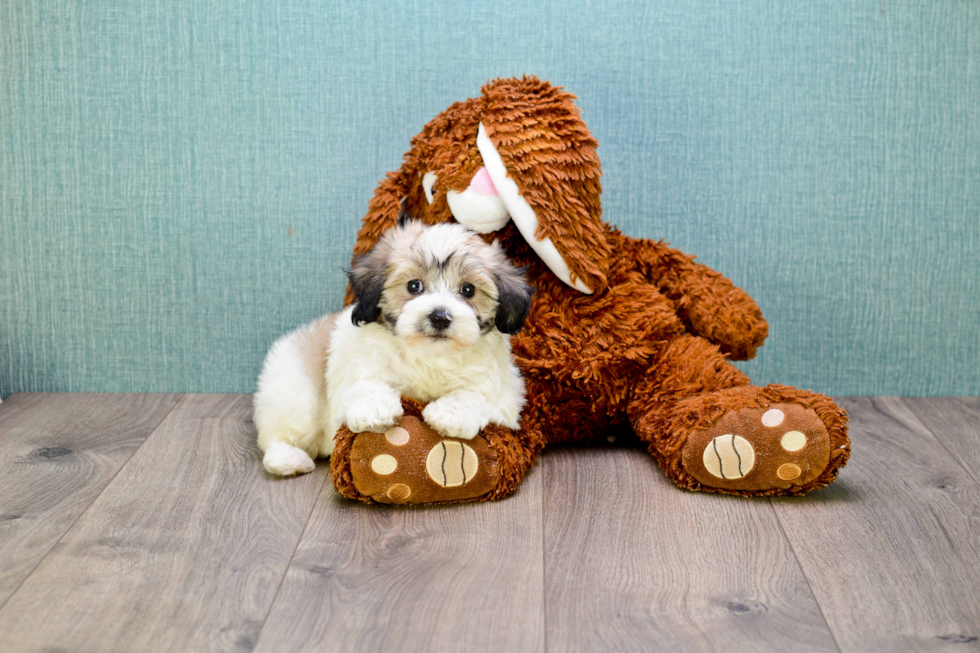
[0,394,977,653]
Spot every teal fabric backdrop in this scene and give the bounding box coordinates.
[1,0,978,397]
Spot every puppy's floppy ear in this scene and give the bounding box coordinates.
[396,199,411,227]
[346,168,413,306]
[479,76,611,294]
[494,265,534,335]
[347,248,388,327]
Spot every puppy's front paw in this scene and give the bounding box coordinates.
[347,395,404,434]
[423,398,484,440]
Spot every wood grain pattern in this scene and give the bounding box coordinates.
[0,392,180,607]
[2,394,979,653]
[0,394,329,653]
[903,397,980,486]
[542,444,838,653]
[771,397,980,653]
[254,466,546,653]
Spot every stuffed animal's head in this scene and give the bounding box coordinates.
[354,76,611,295]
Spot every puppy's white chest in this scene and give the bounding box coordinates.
[391,349,471,402]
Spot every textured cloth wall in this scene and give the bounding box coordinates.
[1,0,977,396]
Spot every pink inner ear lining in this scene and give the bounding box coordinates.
[468,167,497,196]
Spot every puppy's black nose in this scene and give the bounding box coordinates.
[428,308,452,331]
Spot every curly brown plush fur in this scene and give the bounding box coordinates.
[336,76,849,502]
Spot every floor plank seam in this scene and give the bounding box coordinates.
[250,468,331,652]
[0,393,186,614]
[769,499,844,653]
[900,398,980,488]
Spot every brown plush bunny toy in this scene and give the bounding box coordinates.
[331,76,850,504]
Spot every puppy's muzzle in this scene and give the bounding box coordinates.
[428,308,452,332]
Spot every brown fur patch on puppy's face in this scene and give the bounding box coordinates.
[348,221,531,348]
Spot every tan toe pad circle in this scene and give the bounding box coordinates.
[777,463,802,480]
[780,430,807,451]
[385,426,410,445]
[371,454,397,475]
[762,408,785,427]
[386,483,412,501]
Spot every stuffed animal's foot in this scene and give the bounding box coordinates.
[681,403,834,493]
[341,415,501,504]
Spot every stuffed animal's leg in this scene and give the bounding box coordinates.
[628,335,850,496]
[331,398,544,504]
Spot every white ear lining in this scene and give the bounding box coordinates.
[476,122,592,294]
[422,171,437,205]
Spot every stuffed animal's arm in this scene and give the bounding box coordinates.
[632,239,768,360]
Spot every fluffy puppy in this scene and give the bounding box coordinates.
[254,220,532,476]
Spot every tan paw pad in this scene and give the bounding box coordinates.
[682,403,831,491]
[348,415,500,504]
[702,434,755,480]
[426,441,478,487]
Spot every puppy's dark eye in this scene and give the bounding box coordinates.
[460,283,475,298]
[407,279,423,294]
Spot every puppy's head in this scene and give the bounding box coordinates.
[348,221,532,350]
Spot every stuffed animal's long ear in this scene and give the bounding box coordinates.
[353,169,411,260]
[479,77,610,294]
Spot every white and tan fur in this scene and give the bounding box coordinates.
[254,221,532,476]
